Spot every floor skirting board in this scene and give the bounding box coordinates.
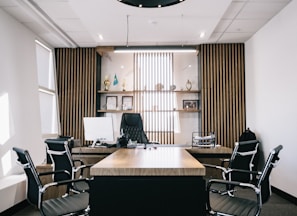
[272,186,297,205]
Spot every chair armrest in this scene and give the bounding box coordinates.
[38,170,71,178]
[224,168,261,176]
[207,178,259,193]
[40,178,91,194]
[73,164,94,177]
[202,163,228,173]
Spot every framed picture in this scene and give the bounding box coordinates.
[106,96,117,110]
[183,100,199,110]
[122,96,133,110]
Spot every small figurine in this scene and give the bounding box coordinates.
[104,76,110,91]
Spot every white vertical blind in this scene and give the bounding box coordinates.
[134,52,174,144]
[36,40,59,136]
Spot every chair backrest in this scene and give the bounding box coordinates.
[120,113,149,143]
[227,140,260,182]
[45,139,73,181]
[46,136,74,163]
[12,147,42,208]
[257,145,283,204]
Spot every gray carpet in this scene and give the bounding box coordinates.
[10,192,297,216]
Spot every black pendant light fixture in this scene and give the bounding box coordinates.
[117,0,185,8]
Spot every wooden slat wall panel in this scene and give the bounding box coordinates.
[200,44,246,149]
[55,48,97,145]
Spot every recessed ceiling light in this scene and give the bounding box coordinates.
[200,32,205,38]
[98,34,104,40]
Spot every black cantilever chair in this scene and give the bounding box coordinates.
[13,147,90,216]
[45,138,92,193]
[206,145,283,216]
[120,113,152,144]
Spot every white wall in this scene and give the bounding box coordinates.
[0,8,45,211]
[245,1,297,197]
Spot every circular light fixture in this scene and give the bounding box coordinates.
[117,0,185,8]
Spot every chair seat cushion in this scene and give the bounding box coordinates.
[210,191,258,216]
[73,181,89,192]
[42,192,89,216]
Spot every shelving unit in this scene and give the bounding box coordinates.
[97,90,201,113]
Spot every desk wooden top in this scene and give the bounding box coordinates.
[187,146,232,155]
[90,148,205,176]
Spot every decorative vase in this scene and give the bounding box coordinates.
[186,80,192,91]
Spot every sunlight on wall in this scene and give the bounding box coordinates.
[1,150,12,176]
[0,93,10,145]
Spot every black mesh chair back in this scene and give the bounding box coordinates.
[45,138,91,193]
[257,145,283,203]
[46,136,74,164]
[227,140,260,182]
[207,145,283,216]
[13,147,41,207]
[120,113,149,143]
[45,139,73,182]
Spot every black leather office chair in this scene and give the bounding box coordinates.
[13,147,90,216]
[206,145,283,216]
[45,138,92,193]
[120,113,151,144]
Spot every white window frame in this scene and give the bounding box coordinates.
[35,40,60,138]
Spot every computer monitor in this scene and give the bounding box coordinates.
[83,117,114,147]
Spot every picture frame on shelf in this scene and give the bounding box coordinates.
[106,96,117,110]
[122,96,133,110]
[183,100,199,110]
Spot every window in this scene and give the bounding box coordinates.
[35,40,59,137]
[134,52,175,144]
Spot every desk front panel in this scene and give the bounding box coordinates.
[90,176,206,216]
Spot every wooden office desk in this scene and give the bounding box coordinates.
[72,147,117,164]
[90,147,206,215]
[72,145,232,178]
[187,146,232,178]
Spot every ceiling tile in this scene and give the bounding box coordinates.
[226,19,269,33]
[217,32,252,43]
[236,1,290,19]
[222,2,246,19]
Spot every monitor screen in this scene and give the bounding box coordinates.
[83,117,114,146]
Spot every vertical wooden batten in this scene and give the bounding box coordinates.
[55,48,97,145]
[200,44,246,148]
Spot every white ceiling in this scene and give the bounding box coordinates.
[0,0,292,48]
